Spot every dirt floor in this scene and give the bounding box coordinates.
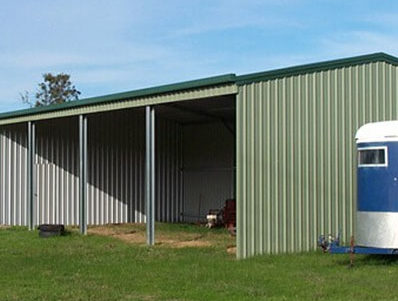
[87,223,236,253]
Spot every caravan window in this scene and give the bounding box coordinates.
[358,147,387,167]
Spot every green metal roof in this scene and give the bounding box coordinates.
[0,73,236,121]
[235,52,398,84]
[0,52,397,122]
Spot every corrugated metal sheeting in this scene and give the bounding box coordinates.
[182,122,235,222]
[0,124,27,225]
[154,115,183,222]
[87,110,182,224]
[35,117,79,225]
[237,61,398,258]
[1,109,182,226]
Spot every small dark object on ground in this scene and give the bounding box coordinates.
[38,224,65,238]
[206,209,224,228]
[205,199,236,235]
[223,199,236,229]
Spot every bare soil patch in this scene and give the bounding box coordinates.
[88,224,216,249]
[89,227,147,244]
[227,246,236,255]
[156,238,212,248]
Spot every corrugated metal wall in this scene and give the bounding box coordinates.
[155,117,183,222]
[237,61,398,258]
[0,124,28,226]
[35,117,79,225]
[1,109,182,226]
[86,110,182,225]
[182,122,235,222]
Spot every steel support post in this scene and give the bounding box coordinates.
[146,106,155,245]
[27,121,35,230]
[79,115,88,235]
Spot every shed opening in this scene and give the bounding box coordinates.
[5,94,237,235]
[156,95,236,224]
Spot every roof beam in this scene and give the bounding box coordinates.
[165,103,235,135]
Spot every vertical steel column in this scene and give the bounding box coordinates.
[146,106,155,245]
[27,121,35,230]
[79,115,88,234]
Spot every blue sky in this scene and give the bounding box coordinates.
[0,0,397,112]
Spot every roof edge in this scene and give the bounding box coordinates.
[236,52,398,84]
[1,52,398,122]
[0,73,236,121]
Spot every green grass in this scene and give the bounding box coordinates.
[1,225,398,301]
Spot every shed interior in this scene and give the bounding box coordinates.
[21,95,236,226]
[157,95,236,223]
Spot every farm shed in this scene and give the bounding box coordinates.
[1,52,398,258]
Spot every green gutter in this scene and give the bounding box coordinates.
[0,73,236,121]
[236,52,398,84]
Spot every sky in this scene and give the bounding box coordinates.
[0,0,397,113]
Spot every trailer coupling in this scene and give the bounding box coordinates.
[318,234,398,255]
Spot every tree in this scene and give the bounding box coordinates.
[21,73,81,107]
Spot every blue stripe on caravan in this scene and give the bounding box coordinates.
[357,142,398,212]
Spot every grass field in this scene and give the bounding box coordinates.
[1,224,398,301]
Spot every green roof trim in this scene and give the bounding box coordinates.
[0,73,236,121]
[0,52,397,122]
[235,52,398,84]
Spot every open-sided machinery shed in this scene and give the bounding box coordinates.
[1,52,398,258]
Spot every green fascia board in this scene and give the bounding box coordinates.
[235,52,398,84]
[0,73,236,121]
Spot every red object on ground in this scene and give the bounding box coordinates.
[223,199,236,230]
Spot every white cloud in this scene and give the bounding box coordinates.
[0,43,172,70]
[360,13,398,27]
[169,0,304,37]
[1,0,397,114]
[320,31,398,57]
